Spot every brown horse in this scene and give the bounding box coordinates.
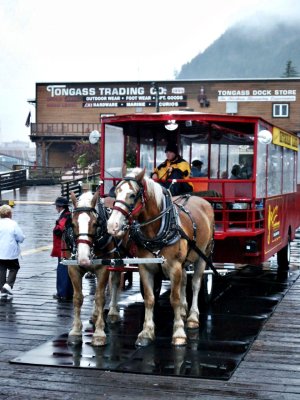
[66,190,122,347]
[107,168,215,346]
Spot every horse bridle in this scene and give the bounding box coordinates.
[67,201,123,257]
[112,176,183,253]
[72,206,99,247]
[112,177,148,224]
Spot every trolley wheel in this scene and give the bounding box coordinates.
[277,237,291,271]
[140,273,162,302]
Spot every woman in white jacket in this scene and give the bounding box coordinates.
[0,205,25,296]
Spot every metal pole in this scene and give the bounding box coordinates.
[151,82,159,113]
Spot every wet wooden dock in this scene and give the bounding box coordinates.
[1,270,300,400]
[0,186,300,399]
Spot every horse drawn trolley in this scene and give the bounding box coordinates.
[63,111,300,347]
[99,111,300,269]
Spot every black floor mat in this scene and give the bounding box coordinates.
[11,268,299,380]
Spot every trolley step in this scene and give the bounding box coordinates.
[61,257,165,266]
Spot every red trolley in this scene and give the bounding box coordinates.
[98,112,300,271]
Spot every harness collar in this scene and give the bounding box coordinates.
[129,187,181,253]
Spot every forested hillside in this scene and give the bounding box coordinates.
[176,20,300,79]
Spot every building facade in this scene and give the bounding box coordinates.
[30,79,300,167]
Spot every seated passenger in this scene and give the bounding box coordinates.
[221,171,228,179]
[230,164,242,179]
[191,160,206,177]
[152,142,193,196]
[240,157,253,179]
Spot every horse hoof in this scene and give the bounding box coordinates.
[135,337,153,347]
[91,336,106,347]
[67,335,83,346]
[186,320,199,330]
[106,314,121,325]
[172,337,187,347]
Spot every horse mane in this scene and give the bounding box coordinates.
[126,168,164,209]
[77,191,94,207]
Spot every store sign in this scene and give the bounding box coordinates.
[217,89,296,102]
[272,127,299,151]
[46,84,188,108]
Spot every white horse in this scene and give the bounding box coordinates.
[66,191,122,346]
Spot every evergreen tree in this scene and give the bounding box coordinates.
[282,60,299,77]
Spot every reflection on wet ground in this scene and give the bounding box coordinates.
[12,266,300,380]
[3,186,300,380]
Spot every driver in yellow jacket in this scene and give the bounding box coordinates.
[152,142,193,195]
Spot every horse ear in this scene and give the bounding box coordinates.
[122,163,127,177]
[136,167,146,182]
[70,191,77,207]
[91,190,99,208]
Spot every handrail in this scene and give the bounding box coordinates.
[30,123,101,136]
[61,173,100,200]
[0,170,27,199]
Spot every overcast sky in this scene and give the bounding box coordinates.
[0,0,299,143]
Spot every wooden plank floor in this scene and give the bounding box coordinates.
[1,266,300,400]
[0,188,299,399]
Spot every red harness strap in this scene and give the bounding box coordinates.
[76,239,93,246]
[112,204,129,217]
[112,179,148,221]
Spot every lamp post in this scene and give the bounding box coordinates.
[151,82,159,112]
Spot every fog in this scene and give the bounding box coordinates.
[0,0,299,142]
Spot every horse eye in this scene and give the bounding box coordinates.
[129,193,135,201]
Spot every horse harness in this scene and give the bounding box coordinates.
[64,198,122,258]
[112,177,219,276]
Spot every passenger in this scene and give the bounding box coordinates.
[152,142,193,196]
[191,160,206,177]
[0,205,25,297]
[240,157,253,179]
[229,164,242,179]
[51,196,73,301]
[221,171,228,179]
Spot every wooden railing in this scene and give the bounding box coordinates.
[30,123,101,136]
[0,166,100,200]
[0,170,27,199]
[61,174,100,200]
